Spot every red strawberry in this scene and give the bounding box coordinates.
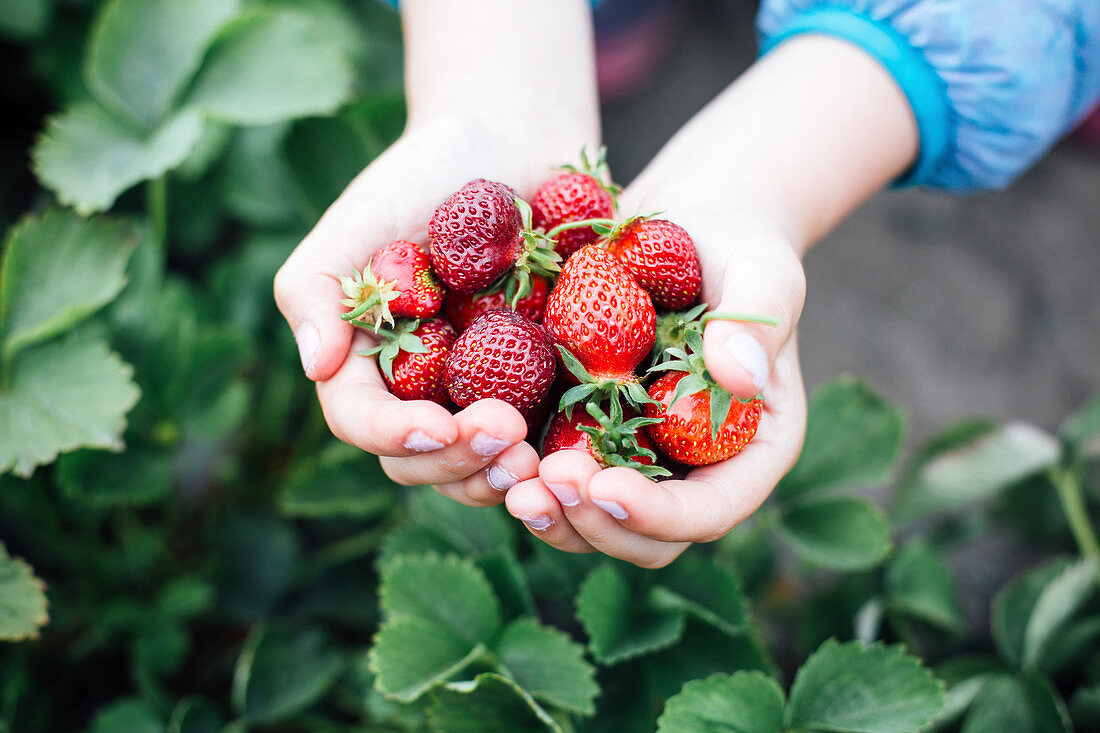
[339,240,445,330]
[606,218,701,310]
[643,374,762,466]
[362,318,456,404]
[443,309,556,416]
[429,179,559,297]
[533,151,618,260]
[444,275,550,333]
[544,245,655,410]
[543,402,670,478]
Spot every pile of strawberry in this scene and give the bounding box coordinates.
[338,149,769,476]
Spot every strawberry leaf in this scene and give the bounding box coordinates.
[656,671,785,733]
[776,496,892,571]
[0,543,49,641]
[709,387,732,440]
[960,672,1072,733]
[427,673,560,733]
[576,564,685,665]
[492,617,599,716]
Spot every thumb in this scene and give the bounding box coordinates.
[274,240,357,382]
[701,243,805,400]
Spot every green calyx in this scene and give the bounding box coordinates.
[338,263,401,332]
[507,197,561,308]
[557,345,658,420]
[357,318,428,382]
[556,145,623,210]
[652,304,780,369]
[578,401,671,479]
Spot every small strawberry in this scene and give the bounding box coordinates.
[533,147,620,261]
[361,318,456,404]
[339,240,445,330]
[443,309,556,416]
[543,401,670,478]
[428,179,559,299]
[605,218,701,310]
[544,244,656,411]
[643,327,762,466]
[444,275,550,333]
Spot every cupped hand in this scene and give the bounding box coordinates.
[506,182,809,566]
[275,111,597,506]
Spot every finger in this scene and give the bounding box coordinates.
[379,399,529,486]
[588,340,807,543]
[505,478,596,554]
[702,240,805,400]
[316,330,458,456]
[430,441,542,507]
[538,450,690,568]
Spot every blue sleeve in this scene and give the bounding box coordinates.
[757,1,1100,192]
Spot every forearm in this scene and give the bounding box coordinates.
[630,35,918,253]
[402,0,600,146]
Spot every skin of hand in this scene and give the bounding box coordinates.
[505,35,921,567]
[273,0,599,507]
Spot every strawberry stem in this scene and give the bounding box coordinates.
[546,217,618,240]
[700,312,781,327]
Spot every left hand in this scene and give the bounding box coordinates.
[505,185,809,568]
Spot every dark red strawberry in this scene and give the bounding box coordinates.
[544,245,655,412]
[361,318,456,404]
[543,401,669,478]
[428,179,559,297]
[340,240,444,330]
[533,149,618,261]
[443,309,556,416]
[606,218,701,310]
[644,371,762,465]
[444,275,550,333]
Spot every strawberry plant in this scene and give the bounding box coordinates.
[2,2,1100,732]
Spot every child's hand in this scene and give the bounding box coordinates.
[505,187,808,567]
[274,113,595,507]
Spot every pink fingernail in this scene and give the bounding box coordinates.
[487,464,518,491]
[295,322,320,377]
[592,498,628,520]
[724,333,769,391]
[546,482,580,507]
[521,514,554,531]
[471,432,512,457]
[404,430,446,452]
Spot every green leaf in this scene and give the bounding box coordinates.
[185,9,353,126]
[427,673,560,733]
[156,577,215,620]
[786,639,945,733]
[776,496,892,571]
[576,564,685,665]
[646,621,778,703]
[892,420,1060,523]
[88,699,164,733]
[0,0,53,38]
[0,333,140,477]
[1070,683,1100,732]
[0,544,48,641]
[283,113,376,222]
[493,617,598,716]
[884,542,962,632]
[33,103,204,214]
[477,550,536,620]
[932,657,1001,730]
[1062,390,1100,460]
[777,377,905,500]
[379,488,515,564]
[168,698,224,733]
[279,447,396,518]
[56,447,173,507]
[961,673,1071,733]
[231,624,344,724]
[649,554,749,637]
[656,671,785,733]
[132,618,188,676]
[217,124,301,227]
[369,617,489,703]
[85,0,241,128]
[0,210,139,358]
[991,557,1096,671]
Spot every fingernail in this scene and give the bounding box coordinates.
[404,429,446,452]
[471,432,512,457]
[521,514,554,531]
[487,464,518,491]
[592,498,628,520]
[295,322,320,377]
[724,333,769,391]
[546,482,581,507]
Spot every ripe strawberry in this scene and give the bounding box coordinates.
[644,371,762,465]
[443,309,556,416]
[543,401,670,478]
[444,275,550,333]
[605,218,701,310]
[339,240,444,330]
[533,149,619,261]
[361,318,456,404]
[428,179,559,297]
[544,245,656,410]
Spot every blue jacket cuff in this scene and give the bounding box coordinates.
[759,7,951,188]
